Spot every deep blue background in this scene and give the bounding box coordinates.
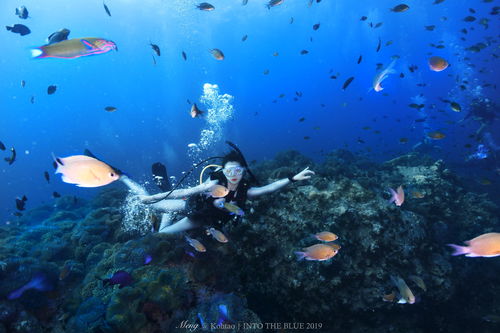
[1,0,498,221]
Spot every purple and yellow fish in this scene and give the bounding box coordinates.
[31,37,117,59]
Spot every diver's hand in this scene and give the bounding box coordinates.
[214,198,226,209]
[293,167,315,181]
[204,179,219,191]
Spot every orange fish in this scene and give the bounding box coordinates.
[389,185,404,206]
[207,227,228,243]
[190,103,204,118]
[54,154,120,187]
[448,233,500,257]
[427,131,446,140]
[295,244,339,261]
[185,235,206,252]
[428,56,449,72]
[382,291,396,302]
[314,231,338,242]
[210,185,229,198]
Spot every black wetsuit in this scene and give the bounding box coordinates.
[186,170,252,227]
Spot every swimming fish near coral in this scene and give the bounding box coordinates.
[102,270,133,288]
[390,275,415,304]
[314,231,338,242]
[222,202,244,216]
[372,60,396,92]
[388,185,404,206]
[295,244,339,261]
[53,153,120,187]
[8,273,52,300]
[31,38,117,59]
[448,233,500,257]
[409,275,427,292]
[185,235,207,252]
[207,227,228,243]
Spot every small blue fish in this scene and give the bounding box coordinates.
[217,304,232,325]
[8,273,52,300]
[144,254,152,265]
[102,270,133,288]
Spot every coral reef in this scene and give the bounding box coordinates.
[0,150,498,332]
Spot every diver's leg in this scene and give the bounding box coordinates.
[151,199,186,212]
[159,213,174,231]
[158,217,198,234]
[120,176,148,195]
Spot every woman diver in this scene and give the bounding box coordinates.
[120,143,315,234]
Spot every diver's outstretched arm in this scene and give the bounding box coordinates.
[247,167,315,198]
[139,179,219,204]
[120,175,149,196]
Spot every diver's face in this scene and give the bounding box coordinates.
[223,161,244,184]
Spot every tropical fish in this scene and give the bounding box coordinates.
[207,227,229,243]
[190,103,204,118]
[314,231,338,242]
[47,85,57,95]
[31,38,117,59]
[449,102,461,112]
[15,195,27,211]
[390,275,415,304]
[210,48,224,60]
[210,185,229,198]
[409,275,427,292]
[223,202,245,216]
[15,6,29,19]
[376,37,381,52]
[6,24,30,36]
[5,147,16,165]
[150,43,160,56]
[391,4,410,12]
[8,273,52,300]
[182,51,187,60]
[185,235,207,252]
[427,131,446,140]
[295,244,339,261]
[103,2,112,16]
[103,270,133,288]
[448,233,500,257]
[357,55,362,64]
[241,35,248,42]
[47,28,70,44]
[389,185,404,206]
[342,77,355,90]
[54,153,120,187]
[104,106,117,112]
[197,3,215,11]
[267,0,284,9]
[300,49,309,55]
[313,23,320,31]
[372,60,396,92]
[428,56,449,72]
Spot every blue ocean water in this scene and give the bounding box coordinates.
[0,0,499,331]
[1,0,498,219]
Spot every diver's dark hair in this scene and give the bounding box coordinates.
[222,150,245,166]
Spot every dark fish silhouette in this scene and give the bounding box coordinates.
[313,23,320,31]
[0,141,5,151]
[5,147,16,165]
[15,195,27,211]
[47,28,70,44]
[182,51,187,60]
[150,43,160,56]
[30,96,35,104]
[342,77,355,90]
[103,2,112,16]
[197,3,215,11]
[53,192,61,198]
[376,37,381,52]
[357,55,362,64]
[105,106,117,112]
[47,85,57,95]
[6,24,30,36]
[44,171,50,183]
[15,6,29,19]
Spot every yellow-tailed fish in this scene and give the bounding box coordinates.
[390,275,415,304]
[185,235,206,252]
[31,38,117,59]
[223,202,244,216]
